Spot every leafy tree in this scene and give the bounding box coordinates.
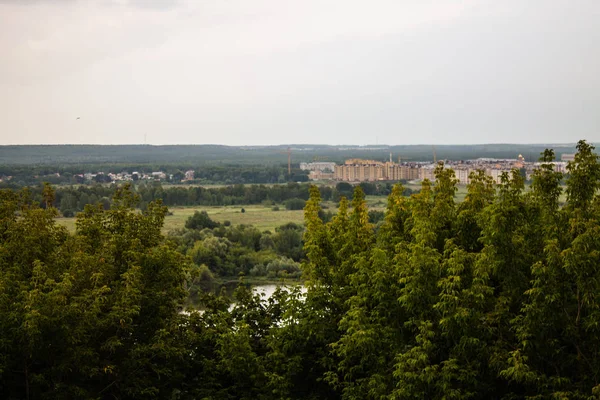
[284,198,306,210]
[0,184,192,399]
[185,210,219,230]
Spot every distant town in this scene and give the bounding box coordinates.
[0,153,576,185]
[301,153,575,184]
[0,169,195,184]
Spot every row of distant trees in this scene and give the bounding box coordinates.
[11,181,417,217]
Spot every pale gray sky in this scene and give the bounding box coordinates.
[1,0,599,145]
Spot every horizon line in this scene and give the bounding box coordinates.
[0,142,582,147]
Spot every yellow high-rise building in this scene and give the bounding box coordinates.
[334,159,419,182]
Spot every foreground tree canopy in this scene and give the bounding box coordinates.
[1,140,600,399]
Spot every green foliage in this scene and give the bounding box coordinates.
[185,210,219,230]
[12,182,327,217]
[284,198,306,210]
[0,143,580,168]
[170,215,302,278]
[294,141,600,399]
[4,141,600,399]
[265,257,302,278]
[0,184,191,399]
[368,209,385,224]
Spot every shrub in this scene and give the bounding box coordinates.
[368,210,385,224]
[284,198,306,210]
[185,211,219,230]
[196,264,214,283]
[266,257,302,278]
[249,264,267,276]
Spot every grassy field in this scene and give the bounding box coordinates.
[165,205,304,232]
[52,186,486,234]
[56,204,305,233]
[55,217,77,232]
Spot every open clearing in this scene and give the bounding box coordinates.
[56,204,305,233]
[164,205,304,232]
[54,187,481,234]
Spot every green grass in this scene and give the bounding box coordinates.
[55,217,77,232]
[365,196,387,210]
[54,187,488,234]
[56,204,305,234]
[165,205,304,232]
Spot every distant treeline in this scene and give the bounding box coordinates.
[13,181,415,217]
[0,164,308,186]
[0,143,582,166]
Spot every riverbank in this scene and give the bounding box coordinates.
[186,277,305,308]
[214,275,304,287]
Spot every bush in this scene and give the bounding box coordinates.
[196,264,214,283]
[368,210,385,224]
[259,234,275,250]
[284,198,306,210]
[249,264,267,276]
[318,209,334,223]
[223,220,231,227]
[241,208,245,213]
[272,206,280,211]
[272,223,304,261]
[266,257,302,278]
[62,209,74,218]
[185,211,219,230]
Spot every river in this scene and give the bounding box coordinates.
[185,282,306,313]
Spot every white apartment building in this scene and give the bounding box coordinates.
[300,162,336,172]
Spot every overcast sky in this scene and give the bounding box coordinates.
[1,0,599,145]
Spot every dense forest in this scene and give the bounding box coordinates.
[1,140,600,399]
[0,142,581,165]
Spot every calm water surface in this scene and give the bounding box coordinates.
[185,283,305,313]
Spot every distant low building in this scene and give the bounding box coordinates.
[184,170,195,181]
[309,170,334,180]
[151,172,167,180]
[300,162,335,172]
[561,154,575,162]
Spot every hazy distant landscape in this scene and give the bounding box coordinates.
[0,143,581,165]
